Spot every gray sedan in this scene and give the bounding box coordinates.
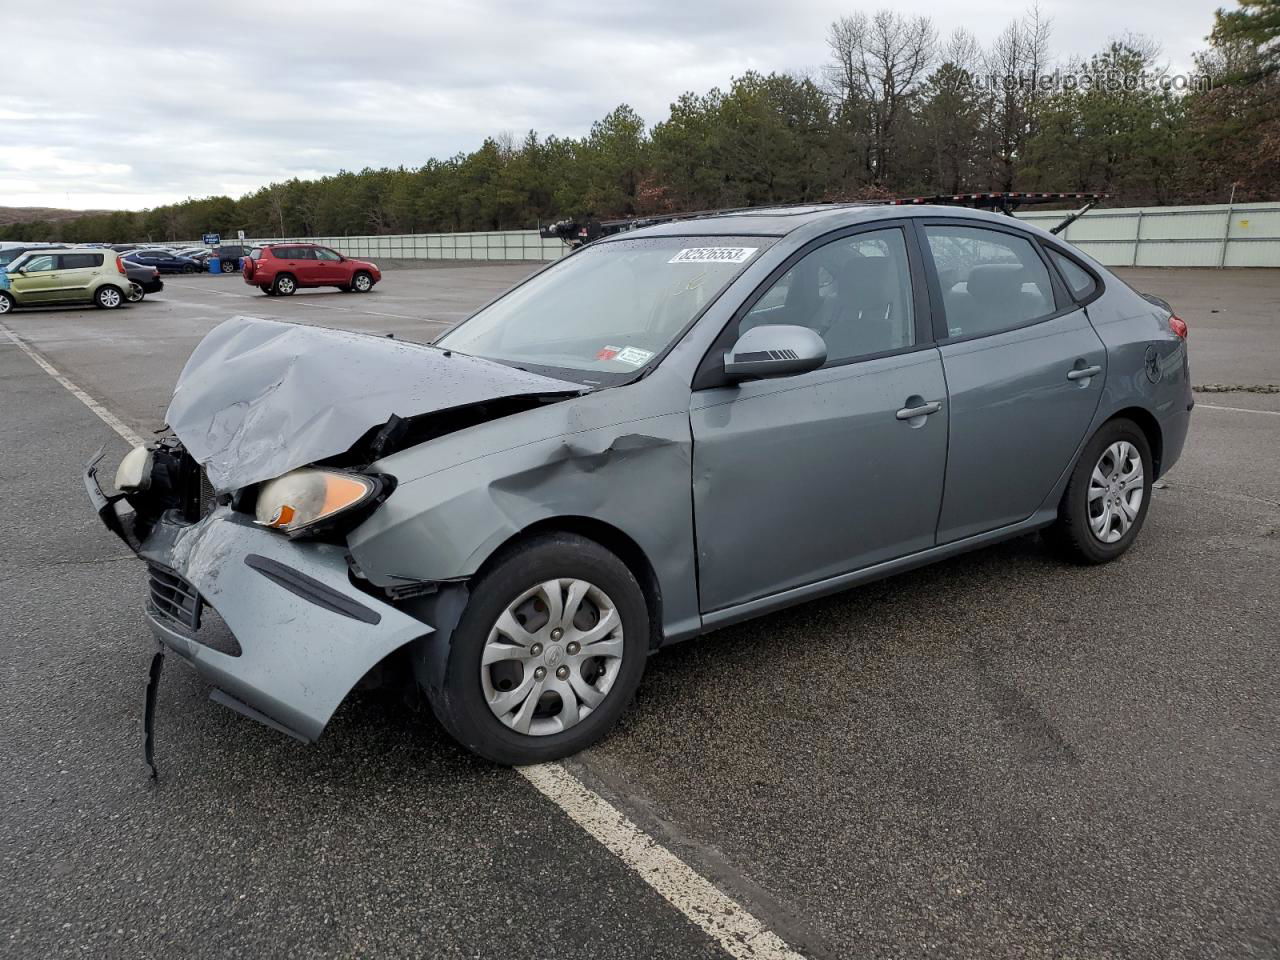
[87,204,1192,766]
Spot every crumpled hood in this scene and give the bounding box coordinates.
[166,315,580,491]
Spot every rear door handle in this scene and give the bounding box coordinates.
[1067,364,1102,381]
[896,401,942,420]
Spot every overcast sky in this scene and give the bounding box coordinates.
[3,0,1219,211]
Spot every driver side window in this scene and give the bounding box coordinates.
[22,255,57,272]
[741,228,915,365]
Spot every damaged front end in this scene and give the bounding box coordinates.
[86,439,432,756]
[82,316,600,770]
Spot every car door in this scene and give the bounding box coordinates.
[276,246,318,285]
[8,253,62,303]
[690,224,947,614]
[312,246,345,283]
[917,220,1107,544]
[54,252,103,301]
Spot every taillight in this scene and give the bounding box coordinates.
[116,256,126,275]
[1169,314,1188,339]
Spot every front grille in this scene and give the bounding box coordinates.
[148,565,203,630]
[198,467,217,518]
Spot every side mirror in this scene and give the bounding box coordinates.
[724,324,826,380]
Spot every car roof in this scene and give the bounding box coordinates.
[599,203,1046,241]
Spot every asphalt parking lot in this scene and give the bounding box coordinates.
[2,265,1277,959]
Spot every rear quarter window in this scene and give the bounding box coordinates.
[1048,249,1099,301]
[249,247,264,260]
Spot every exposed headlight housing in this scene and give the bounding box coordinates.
[114,445,153,492]
[255,468,381,537]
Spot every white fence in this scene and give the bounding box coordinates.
[239,200,1280,268]
[1015,201,1280,268]
[256,230,563,262]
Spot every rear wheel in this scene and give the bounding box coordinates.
[273,274,296,296]
[352,271,373,292]
[126,283,145,303]
[1049,418,1153,564]
[95,285,125,309]
[259,285,274,295]
[0,291,13,314]
[428,533,649,765]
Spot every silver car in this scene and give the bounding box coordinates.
[86,204,1192,766]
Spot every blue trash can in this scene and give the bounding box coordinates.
[209,258,222,274]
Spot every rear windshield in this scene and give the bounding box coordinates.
[249,247,264,260]
[437,235,771,385]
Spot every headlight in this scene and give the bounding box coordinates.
[115,445,153,492]
[255,468,380,536]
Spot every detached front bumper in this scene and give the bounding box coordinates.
[85,455,431,742]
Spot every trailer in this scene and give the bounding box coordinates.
[540,192,1107,249]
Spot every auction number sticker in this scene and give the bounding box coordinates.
[668,246,758,264]
[614,346,655,366]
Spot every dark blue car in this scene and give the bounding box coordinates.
[123,250,202,274]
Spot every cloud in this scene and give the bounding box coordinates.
[2,0,1215,210]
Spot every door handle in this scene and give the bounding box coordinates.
[1067,364,1102,381]
[896,401,942,420]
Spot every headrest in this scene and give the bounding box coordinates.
[966,263,1026,303]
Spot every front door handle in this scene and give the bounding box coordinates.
[896,400,942,420]
[1067,364,1102,381]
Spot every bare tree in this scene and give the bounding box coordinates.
[826,10,937,184]
[982,5,1053,189]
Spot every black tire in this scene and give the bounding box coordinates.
[259,285,274,296]
[272,274,297,296]
[95,285,125,310]
[351,271,373,293]
[428,533,649,765]
[338,285,353,293]
[0,291,14,315]
[1048,417,1153,564]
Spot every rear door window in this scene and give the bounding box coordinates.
[923,225,1058,339]
[59,253,103,269]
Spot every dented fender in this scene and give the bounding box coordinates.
[348,376,702,644]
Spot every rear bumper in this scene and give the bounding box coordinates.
[85,456,430,741]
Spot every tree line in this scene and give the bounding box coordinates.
[4,1,1277,244]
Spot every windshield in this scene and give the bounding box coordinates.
[436,235,770,384]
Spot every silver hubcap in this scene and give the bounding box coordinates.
[480,578,624,736]
[1088,441,1144,543]
[278,278,294,294]
[127,284,143,302]
[355,275,371,290]
[100,288,121,307]
[0,295,10,313]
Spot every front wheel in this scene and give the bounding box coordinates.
[352,271,373,292]
[95,285,125,309]
[428,533,649,765]
[259,285,274,295]
[0,291,13,314]
[1048,418,1153,564]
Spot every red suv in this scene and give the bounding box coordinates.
[243,243,381,296]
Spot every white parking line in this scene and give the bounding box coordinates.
[518,764,807,960]
[1,321,143,445]
[2,317,808,960]
[1197,402,1280,417]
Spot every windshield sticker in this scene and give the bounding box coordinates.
[595,345,622,361]
[668,246,759,265]
[614,346,655,366]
